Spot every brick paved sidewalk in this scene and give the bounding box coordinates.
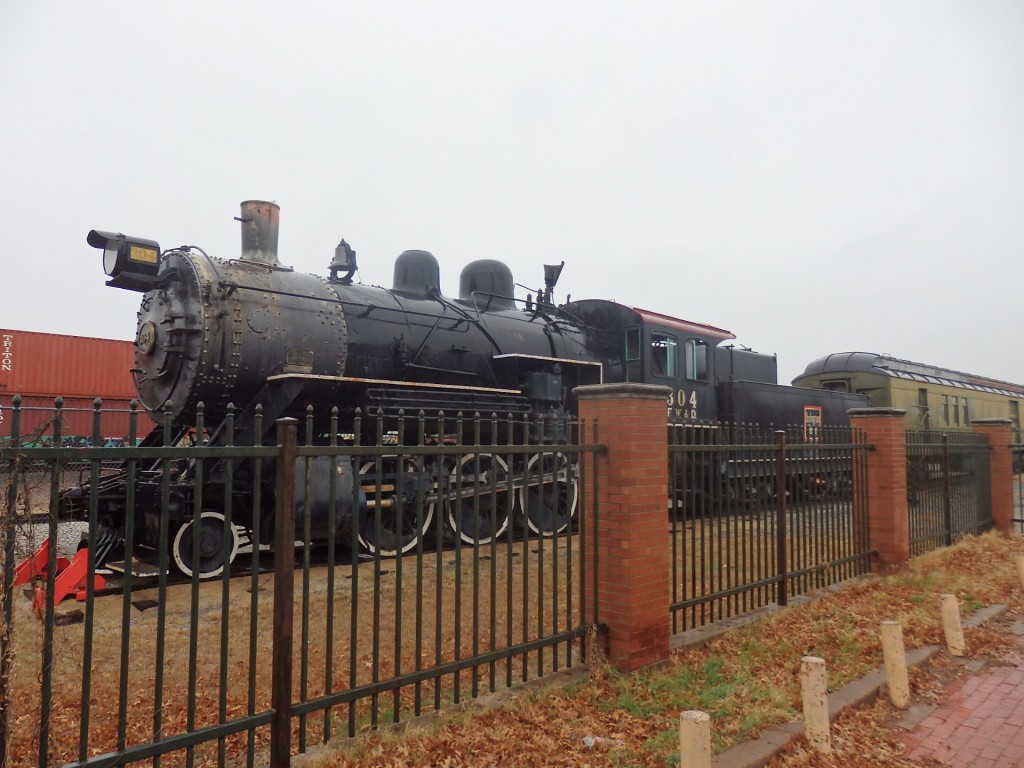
[902,636,1024,767]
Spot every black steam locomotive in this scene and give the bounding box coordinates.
[65,201,863,578]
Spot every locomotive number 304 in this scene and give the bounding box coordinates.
[668,389,698,418]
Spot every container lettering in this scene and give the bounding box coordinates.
[1,333,12,372]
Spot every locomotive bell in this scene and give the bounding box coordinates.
[330,239,358,282]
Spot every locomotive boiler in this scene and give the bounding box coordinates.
[68,200,863,579]
[96,201,601,432]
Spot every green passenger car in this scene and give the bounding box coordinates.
[792,352,1024,435]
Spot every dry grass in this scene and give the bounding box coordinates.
[296,531,1024,767]
[2,532,580,766]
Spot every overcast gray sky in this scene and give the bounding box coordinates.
[2,1,1022,386]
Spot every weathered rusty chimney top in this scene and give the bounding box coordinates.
[236,200,280,266]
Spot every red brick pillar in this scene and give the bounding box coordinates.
[971,419,1014,532]
[576,383,671,672]
[849,408,910,574]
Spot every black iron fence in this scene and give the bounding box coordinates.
[5,397,1010,767]
[668,423,872,634]
[0,396,153,453]
[1013,442,1024,534]
[1,402,600,768]
[906,430,992,556]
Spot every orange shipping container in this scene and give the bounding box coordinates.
[0,328,137,399]
[0,329,152,442]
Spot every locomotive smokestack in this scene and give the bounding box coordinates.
[236,200,281,266]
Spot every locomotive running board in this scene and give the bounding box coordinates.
[267,372,521,394]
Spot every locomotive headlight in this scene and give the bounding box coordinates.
[87,230,162,292]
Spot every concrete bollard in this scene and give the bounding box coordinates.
[800,656,832,754]
[678,710,711,768]
[941,594,966,657]
[1016,555,1024,591]
[880,620,910,708]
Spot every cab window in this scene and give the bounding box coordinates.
[625,326,641,362]
[650,333,678,377]
[685,339,709,382]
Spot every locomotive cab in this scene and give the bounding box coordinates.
[635,309,734,423]
[566,299,734,423]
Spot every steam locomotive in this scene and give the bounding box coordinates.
[64,201,863,578]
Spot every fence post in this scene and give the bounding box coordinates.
[942,433,953,546]
[0,439,18,768]
[575,383,671,672]
[848,408,910,574]
[775,430,788,607]
[971,419,1014,532]
[271,418,298,768]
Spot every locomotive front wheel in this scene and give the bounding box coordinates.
[520,452,579,536]
[357,458,436,556]
[448,453,512,545]
[171,511,240,579]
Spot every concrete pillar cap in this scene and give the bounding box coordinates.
[573,383,672,401]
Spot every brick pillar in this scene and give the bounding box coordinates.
[849,408,909,574]
[971,418,1014,532]
[576,383,671,672]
